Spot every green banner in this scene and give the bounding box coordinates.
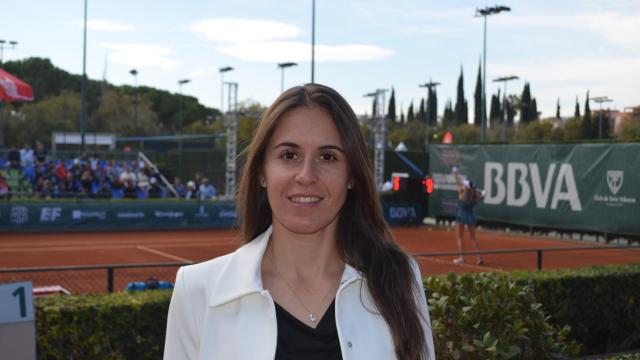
[429,143,640,236]
[0,201,237,232]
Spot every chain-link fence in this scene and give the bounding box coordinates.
[0,262,190,294]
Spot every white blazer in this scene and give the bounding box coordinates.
[164,226,435,359]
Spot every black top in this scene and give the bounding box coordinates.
[274,300,343,360]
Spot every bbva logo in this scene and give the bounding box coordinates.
[483,162,582,211]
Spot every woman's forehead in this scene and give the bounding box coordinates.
[268,107,343,148]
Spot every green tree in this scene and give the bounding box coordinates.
[594,110,611,139]
[583,91,592,139]
[520,82,533,124]
[563,117,583,141]
[531,98,539,121]
[427,88,438,126]
[95,89,161,136]
[387,87,396,122]
[4,93,80,147]
[454,67,468,125]
[489,90,501,127]
[556,98,561,120]
[407,101,415,123]
[473,60,483,127]
[418,98,426,123]
[443,99,455,127]
[574,97,581,118]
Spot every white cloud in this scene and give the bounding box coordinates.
[102,43,178,70]
[215,41,393,63]
[189,18,301,44]
[188,68,213,77]
[66,19,134,32]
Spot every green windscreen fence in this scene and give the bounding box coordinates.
[0,201,237,232]
[428,143,640,236]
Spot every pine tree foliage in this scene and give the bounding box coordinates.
[387,87,396,122]
[530,98,539,121]
[454,67,468,125]
[520,83,533,124]
[474,60,483,127]
[556,98,561,119]
[427,88,438,126]
[407,101,415,123]
[574,97,581,118]
[443,99,455,127]
[418,98,426,123]
[489,91,501,127]
[582,91,592,139]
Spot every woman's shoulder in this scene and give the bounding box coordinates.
[178,252,235,290]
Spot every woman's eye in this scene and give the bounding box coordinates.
[320,153,337,161]
[281,151,298,160]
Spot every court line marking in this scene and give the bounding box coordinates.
[420,256,506,273]
[137,245,193,263]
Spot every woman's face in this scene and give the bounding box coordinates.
[262,106,351,235]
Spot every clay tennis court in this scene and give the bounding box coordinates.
[1,226,639,294]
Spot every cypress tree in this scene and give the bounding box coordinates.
[428,88,438,126]
[506,96,516,126]
[520,83,532,124]
[474,60,483,127]
[418,98,426,123]
[574,97,581,118]
[583,91,592,139]
[489,91,501,127]
[387,87,396,122]
[400,108,405,123]
[407,101,415,123]
[372,97,377,118]
[556,98,561,119]
[443,99,455,127]
[454,67,468,125]
[530,98,538,121]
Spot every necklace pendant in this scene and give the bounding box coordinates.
[309,313,317,323]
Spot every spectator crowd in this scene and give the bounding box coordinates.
[1,142,218,201]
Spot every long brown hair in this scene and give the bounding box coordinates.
[237,83,428,359]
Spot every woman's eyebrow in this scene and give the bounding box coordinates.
[273,142,344,153]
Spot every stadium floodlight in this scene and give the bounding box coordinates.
[475,4,511,142]
[590,96,613,140]
[178,79,191,134]
[0,39,18,64]
[278,62,298,93]
[311,0,316,83]
[419,80,441,147]
[130,69,139,127]
[493,75,519,141]
[219,66,234,116]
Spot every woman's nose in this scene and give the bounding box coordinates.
[294,158,319,185]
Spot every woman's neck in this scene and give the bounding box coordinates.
[266,222,344,285]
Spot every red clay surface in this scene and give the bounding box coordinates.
[1,227,639,294]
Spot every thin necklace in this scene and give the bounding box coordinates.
[269,249,336,324]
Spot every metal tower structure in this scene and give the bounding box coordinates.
[224,82,238,199]
[365,89,388,191]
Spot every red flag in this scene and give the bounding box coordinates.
[0,68,34,102]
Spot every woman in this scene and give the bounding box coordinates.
[453,166,485,265]
[164,84,434,359]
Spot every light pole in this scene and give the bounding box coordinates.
[130,69,138,129]
[219,66,233,117]
[278,62,297,93]
[476,5,510,142]
[419,80,440,148]
[0,40,18,65]
[493,75,518,142]
[80,0,88,152]
[311,0,316,83]
[178,79,191,134]
[591,96,612,140]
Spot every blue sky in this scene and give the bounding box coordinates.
[3,0,639,121]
